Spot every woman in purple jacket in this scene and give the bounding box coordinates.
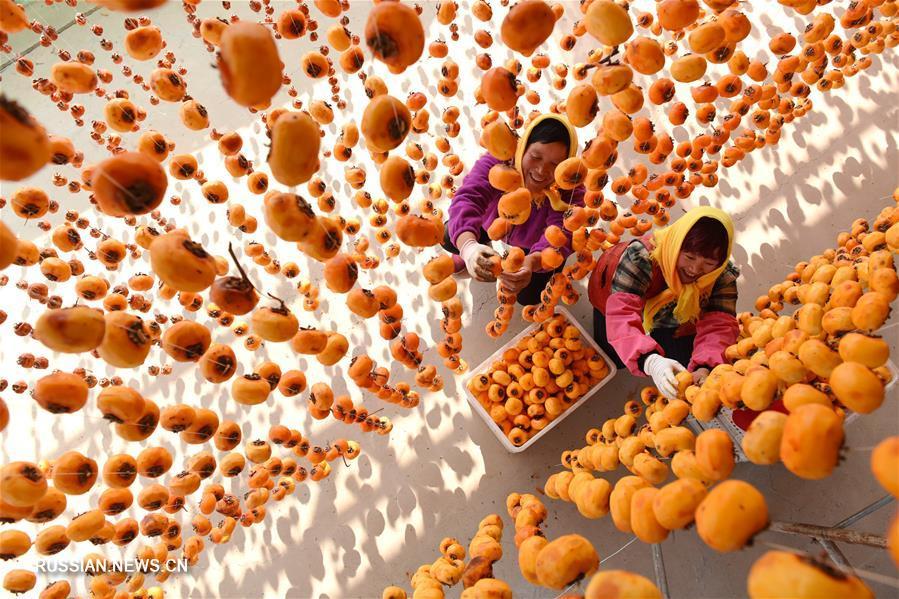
[441,113,585,305]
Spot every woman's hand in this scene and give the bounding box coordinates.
[498,253,540,294]
[644,353,686,398]
[499,266,532,294]
[692,367,710,386]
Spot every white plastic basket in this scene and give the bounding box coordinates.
[463,306,618,453]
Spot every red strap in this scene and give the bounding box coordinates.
[731,400,788,431]
[587,241,630,311]
[645,262,666,300]
[589,235,667,316]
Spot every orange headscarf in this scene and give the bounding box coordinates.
[642,207,735,332]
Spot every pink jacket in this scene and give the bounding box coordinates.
[606,293,738,376]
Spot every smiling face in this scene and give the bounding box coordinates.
[520,140,568,194]
[676,249,722,285]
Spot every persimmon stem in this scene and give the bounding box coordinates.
[227,242,253,287]
[266,292,287,310]
[598,46,621,65]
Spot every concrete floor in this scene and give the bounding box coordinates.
[0,1,898,598]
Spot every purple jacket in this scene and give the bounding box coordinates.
[447,153,586,268]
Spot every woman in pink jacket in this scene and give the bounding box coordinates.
[588,207,739,397]
[442,114,585,305]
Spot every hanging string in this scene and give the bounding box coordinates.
[550,579,580,599]
[600,536,638,564]
[23,314,387,442]
[0,4,101,72]
[366,14,404,151]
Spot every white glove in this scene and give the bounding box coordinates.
[459,237,498,282]
[644,353,686,398]
[692,367,710,386]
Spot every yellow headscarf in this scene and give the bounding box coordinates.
[642,207,734,332]
[513,113,578,212]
